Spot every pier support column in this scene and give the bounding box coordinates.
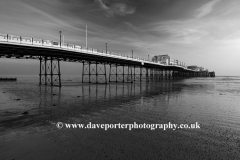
[150,68,154,81]
[109,64,133,83]
[158,69,161,81]
[133,65,136,81]
[126,65,133,83]
[109,63,119,83]
[160,69,163,79]
[164,69,167,79]
[146,67,149,82]
[140,66,142,82]
[39,56,61,87]
[82,61,107,84]
[155,69,160,81]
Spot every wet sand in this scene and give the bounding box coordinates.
[1,76,240,159]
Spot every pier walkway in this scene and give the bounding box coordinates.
[0,33,213,87]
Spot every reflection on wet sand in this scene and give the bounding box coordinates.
[0,80,218,132]
[1,77,240,159]
[37,81,183,109]
[1,81,184,131]
[39,86,62,108]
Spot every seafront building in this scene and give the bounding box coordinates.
[152,54,185,67]
[151,55,215,77]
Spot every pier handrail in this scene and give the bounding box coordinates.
[0,33,196,71]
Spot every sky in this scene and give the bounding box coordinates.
[0,0,240,76]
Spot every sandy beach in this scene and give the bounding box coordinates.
[1,76,240,159]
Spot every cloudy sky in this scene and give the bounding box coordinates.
[0,0,240,76]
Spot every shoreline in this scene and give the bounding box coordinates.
[1,76,240,159]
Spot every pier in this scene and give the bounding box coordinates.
[0,78,17,81]
[0,33,215,87]
[208,72,215,77]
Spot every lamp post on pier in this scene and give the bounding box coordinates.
[132,50,133,59]
[106,43,107,54]
[86,25,87,48]
[59,31,62,48]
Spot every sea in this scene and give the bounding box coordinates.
[0,76,240,159]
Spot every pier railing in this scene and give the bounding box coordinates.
[0,33,190,70]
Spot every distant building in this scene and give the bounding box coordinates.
[209,71,215,77]
[170,59,178,65]
[199,67,204,71]
[187,65,206,71]
[187,65,199,71]
[152,55,170,65]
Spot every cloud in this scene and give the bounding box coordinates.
[146,20,209,44]
[95,0,135,17]
[111,3,135,16]
[123,22,143,33]
[95,0,114,17]
[195,0,221,18]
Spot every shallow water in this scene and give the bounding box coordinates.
[0,76,240,159]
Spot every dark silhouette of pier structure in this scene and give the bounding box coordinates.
[0,33,214,87]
